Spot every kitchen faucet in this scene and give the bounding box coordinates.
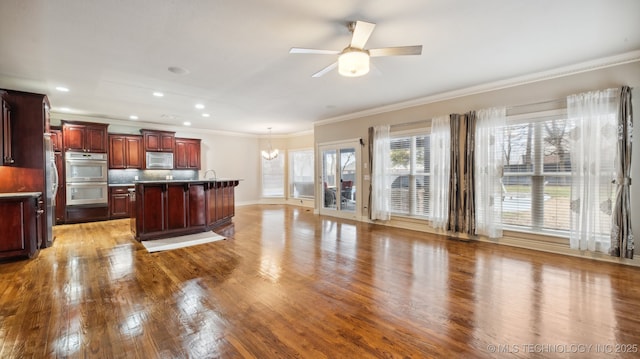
[204,169,217,180]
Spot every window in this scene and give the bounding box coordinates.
[261,155,284,197]
[389,133,430,217]
[289,149,314,199]
[502,111,575,234]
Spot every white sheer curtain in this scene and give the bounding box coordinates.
[475,107,506,239]
[371,125,391,220]
[567,88,619,253]
[429,116,450,229]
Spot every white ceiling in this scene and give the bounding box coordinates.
[1,0,639,135]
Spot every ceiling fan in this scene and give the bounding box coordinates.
[290,20,422,78]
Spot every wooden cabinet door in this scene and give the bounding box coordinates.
[63,122,108,152]
[143,131,162,151]
[166,184,187,230]
[63,124,86,151]
[0,200,26,254]
[86,125,107,153]
[206,183,217,226]
[160,133,175,152]
[175,138,201,169]
[215,184,224,221]
[142,130,175,152]
[110,187,130,218]
[174,140,188,169]
[187,140,201,169]
[109,135,127,169]
[188,184,206,227]
[140,185,166,234]
[0,197,39,259]
[50,128,62,152]
[125,136,143,168]
[109,135,142,169]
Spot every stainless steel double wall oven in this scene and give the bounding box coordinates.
[65,152,108,206]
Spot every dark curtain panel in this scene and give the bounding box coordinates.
[368,126,374,220]
[610,86,634,259]
[447,111,477,235]
[448,114,461,232]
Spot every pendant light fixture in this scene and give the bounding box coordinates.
[261,127,279,160]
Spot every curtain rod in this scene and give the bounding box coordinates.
[390,119,430,129]
[506,98,565,111]
[388,88,629,129]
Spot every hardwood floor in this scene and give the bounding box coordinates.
[1,204,639,358]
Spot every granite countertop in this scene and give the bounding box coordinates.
[133,178,242,184]
[0,192,42,198]
[109,183,135,187]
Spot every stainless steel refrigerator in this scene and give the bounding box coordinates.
[43,133,59,247]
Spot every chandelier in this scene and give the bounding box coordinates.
[261,127,279,160]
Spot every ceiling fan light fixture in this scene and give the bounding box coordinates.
[338,48,370,77]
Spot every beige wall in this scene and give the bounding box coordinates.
[314,61,640,227]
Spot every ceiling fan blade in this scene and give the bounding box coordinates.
[290,48,340,55]
[369,45,423,57]
[350,21,376,49]
[312,62,337,78]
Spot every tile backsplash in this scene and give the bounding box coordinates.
[108,169,199,184]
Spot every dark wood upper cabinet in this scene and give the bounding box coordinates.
[1,93,14,165]
[50,127,62,152]
[86,126,108,152]
[109,134,142,169]
[174,138,201,170]
[62,121,108,153]
[141,129,175,152]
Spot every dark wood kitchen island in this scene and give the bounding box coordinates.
[132,179,240,241]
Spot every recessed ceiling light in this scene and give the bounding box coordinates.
[56,86,69,92]
[129,115,139,120]
[202,113,210,117]
[183,121,191,126]
[153,92,164,97]
[195,104,205,109]
[168,66,190,75]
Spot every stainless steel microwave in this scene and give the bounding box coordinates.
[146,152,174,169]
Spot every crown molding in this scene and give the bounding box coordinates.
[51,112,315,139]
[314,50,640,128]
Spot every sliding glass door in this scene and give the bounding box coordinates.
[319,141,360,219]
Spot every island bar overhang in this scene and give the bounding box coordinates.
[132,179,240,241]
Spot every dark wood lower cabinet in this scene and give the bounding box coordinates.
[206,181,236,227]
[167,184,188,230]
[134,180,239,241]
[109,186,133,219]
[189,184,206,228]
[0,194,43,260]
